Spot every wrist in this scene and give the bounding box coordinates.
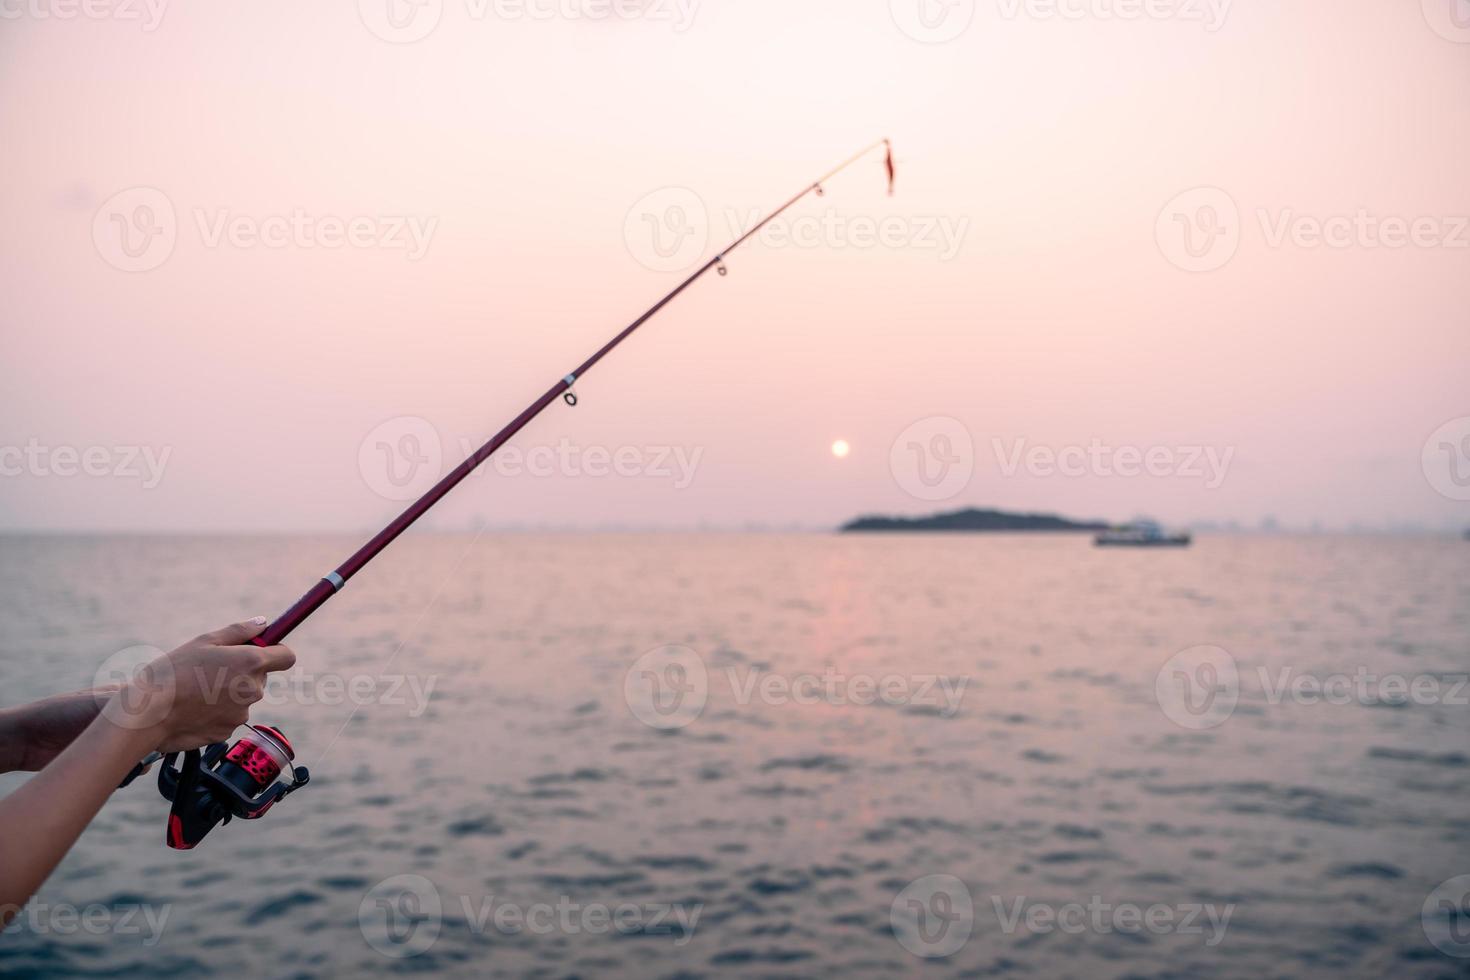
[92,707,169,765]
[98,682,173,753]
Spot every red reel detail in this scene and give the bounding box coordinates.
[224,729,293,787]
[167,813,193,850]
[252,725,295,759]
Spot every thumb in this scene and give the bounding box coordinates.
[202,616,269,647]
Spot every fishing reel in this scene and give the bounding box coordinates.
[123,725,311,849]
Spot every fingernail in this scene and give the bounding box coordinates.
[249,616,267,626]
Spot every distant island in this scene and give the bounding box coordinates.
[841,507,1109,533]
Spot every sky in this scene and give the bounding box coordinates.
[1,0,1467,533]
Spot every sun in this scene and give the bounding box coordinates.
[831,439,851,459]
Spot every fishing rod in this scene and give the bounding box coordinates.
[123,138,897,848]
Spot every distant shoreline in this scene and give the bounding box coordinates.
[841,508,1109,534]
[0,525,1463,538]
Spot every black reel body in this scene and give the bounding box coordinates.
[150,725,310,849]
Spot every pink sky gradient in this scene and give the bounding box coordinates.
[1,0,1467,532]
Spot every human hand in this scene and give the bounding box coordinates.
[101,617,297,752]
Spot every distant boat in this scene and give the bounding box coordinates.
[1094,518,1191,548]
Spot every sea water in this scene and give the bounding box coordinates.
[0,532,1466,978]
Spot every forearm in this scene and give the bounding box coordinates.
[0,690,118,774]
[0,706,24,774]
[0,712,159,924]
[0,699,71,774]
